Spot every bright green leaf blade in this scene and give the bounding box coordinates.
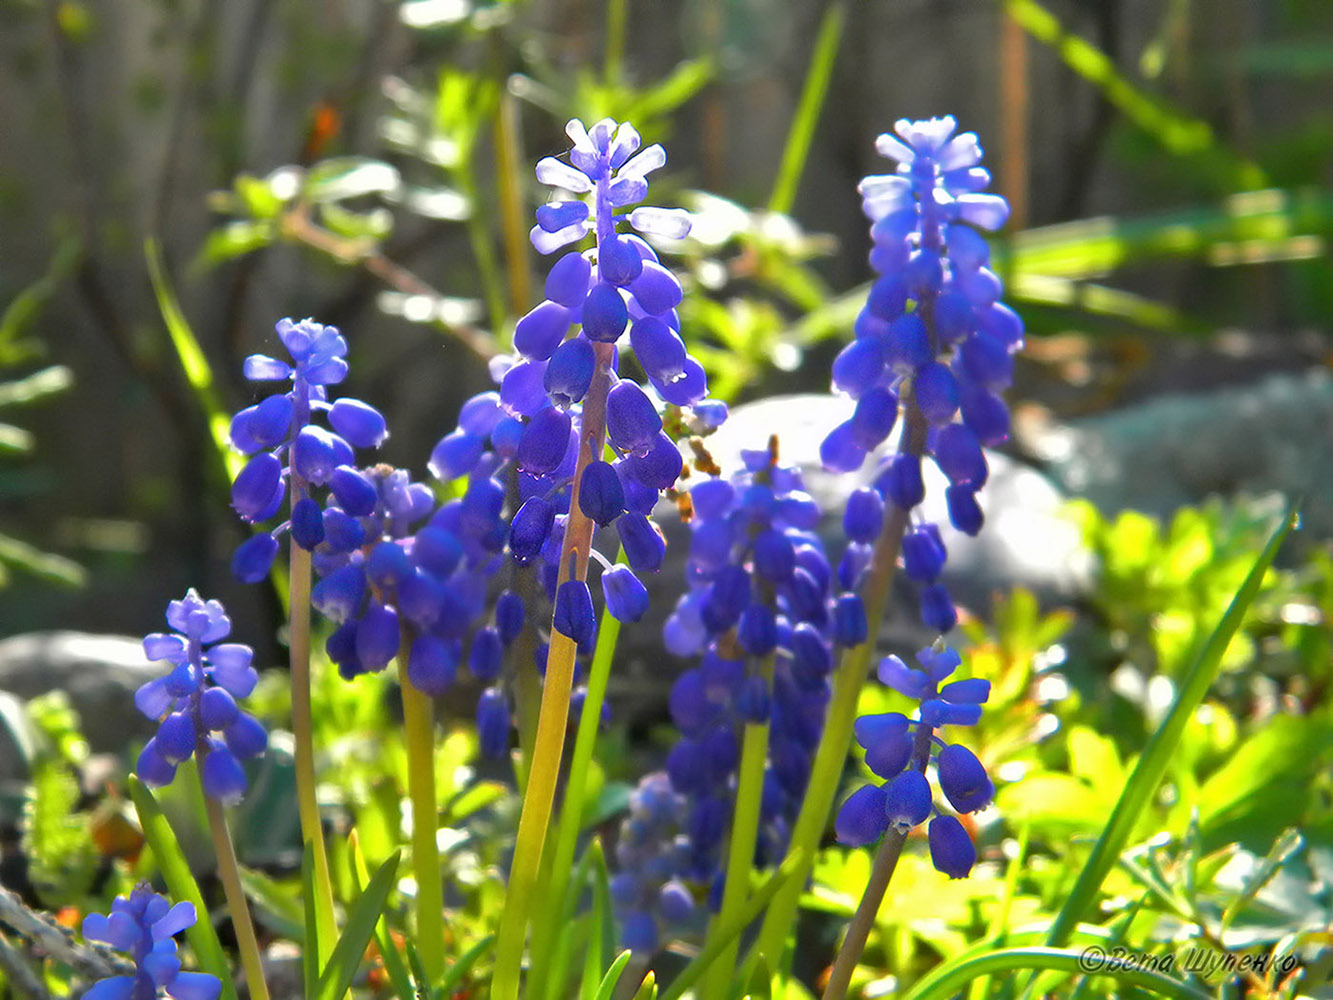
[632,972,657,1000]
[1004,0,1264,190]
[767,0,846,215]
[0,422,32,453]
[660,849,806,1000]
[905,946,1213,1000]
[128,776,237,1000]
[579,877,607,1000]
[238,864,306,943]
[1000,188,1333,280]
[1044,506,1297,948]
[0,531,85,587]
[0,235,80,363]
[301,844,320,997]
[0,365,73,408]
[313,850,401,1000]
[144,239,241,481]
[350,834,416,1000]
[437,934,495,998]
[593,951,632,1000]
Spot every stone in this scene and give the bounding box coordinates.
[0,632,159,768]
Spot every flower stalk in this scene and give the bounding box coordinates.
[204,795,271,1000]
[398,637,445,981]
[748,406,928,974]
[491,341,615,1000]
[703,651,776,1000]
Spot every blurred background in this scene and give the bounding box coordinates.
[1,0,1332,644]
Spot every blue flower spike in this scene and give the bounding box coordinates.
[836,641,990,878]
[229,317,389,567]
[81,883,222,1000]
[821,117,1021,635]
[134,591,265,804]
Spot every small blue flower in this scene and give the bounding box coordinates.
[134,591,265,804]
[229,318,388,568]
[81,882,221,1000]
[837,642,990,878]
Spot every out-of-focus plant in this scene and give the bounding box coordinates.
[0,239,84,589]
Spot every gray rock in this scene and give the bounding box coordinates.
[699,394,1091,609]
[0,632,158,764]
[611,395,1089,716]
[1037,369,1333,535]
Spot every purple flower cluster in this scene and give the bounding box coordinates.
[610,773,698,954]
[611,450,845,949]
[835,643,993,878]
[308,462,507,688]
[134,591,267,805]
[229,318,389,582]
[821,116,1020,634]
[428,117,720,756]
[81,883,221,1000]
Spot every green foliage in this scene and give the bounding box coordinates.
[21,693,97,903]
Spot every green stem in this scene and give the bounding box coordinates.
[204,796,271,1000]
[398,647,445,982]
[533,547,626,1000]
[767,0,848,216]
[702,656,776,1000]
[510,564,543,793]
[746,406,928,977]
[604,0,628,85]
[493,89,531,315]
[491,342,616,1000]
[459,168,508,336]
[288,544,339,968]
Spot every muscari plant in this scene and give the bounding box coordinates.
[49,109,1304,1000]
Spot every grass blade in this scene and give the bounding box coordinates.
[632,972,657,1000]
[660,849,806,1000]
[144,239,239,481]
[593,950,633,1000]
[128,776,237,1000]
[905,946,1214,1000]
[313,850,401,1000]
[1044,506,1296,948]
[1003,0,1264,190]
[437,934,496,998]
[301,844,321,996]
[767,0,847,216]
[350,832,416,1000]
[314,848,402,1000]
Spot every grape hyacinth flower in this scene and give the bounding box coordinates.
[428,117,719,759]
[81,883,221,1000]
[821,116,1019,634]
[134,591,266,804]
[835,641,993,878]
[613,445,838,947]
[229,317,389,582]
[492,119,721,1000]
[609,772,700,953]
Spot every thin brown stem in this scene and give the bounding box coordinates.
[820,832,906,1000]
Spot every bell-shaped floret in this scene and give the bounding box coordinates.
[928,814,976,878]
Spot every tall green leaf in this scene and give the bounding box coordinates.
[1044,506,1296,948]
[128,777,237,1000]
[1004,0,1265,190]
[906,946,1213,1000]
[660,849,806,1000]
[312,850,402,1000]
[144,239,240,481]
